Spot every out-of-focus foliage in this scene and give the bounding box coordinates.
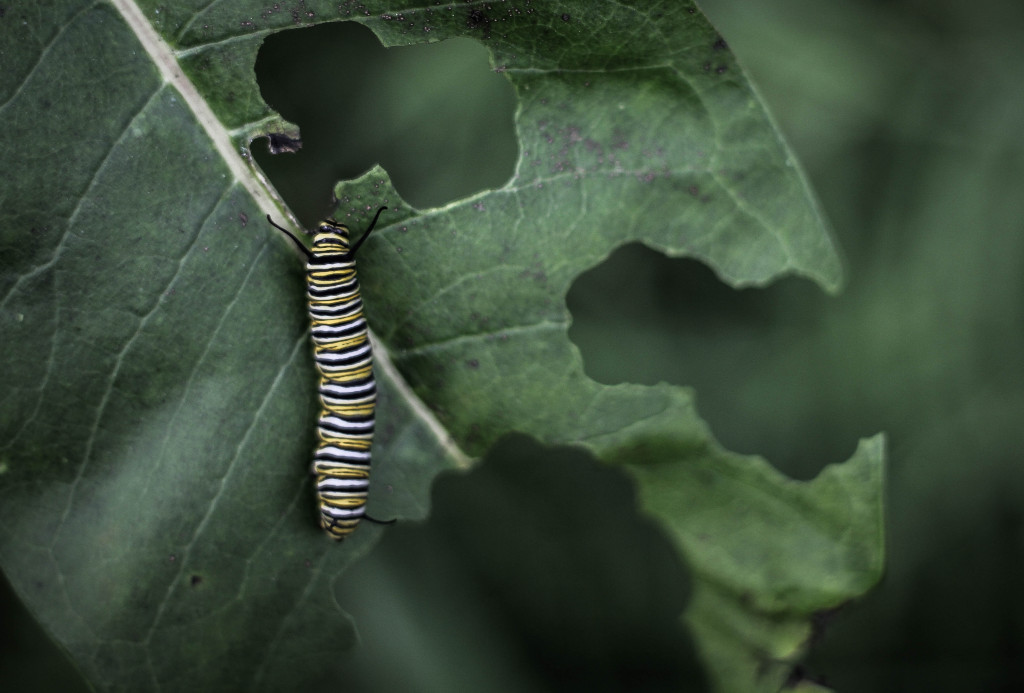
[575,0,1024,690]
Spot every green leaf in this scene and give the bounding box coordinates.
[0,1,883,691]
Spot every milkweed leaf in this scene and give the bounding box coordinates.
[0,1,883,691]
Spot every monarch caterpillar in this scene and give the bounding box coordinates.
[267,207,392,540]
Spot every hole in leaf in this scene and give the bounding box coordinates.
[255,21,517,226]
[567,243,874,480]
[339,433,708,691]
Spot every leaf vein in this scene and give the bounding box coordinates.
[141,236,277,647]
[0,2,99,114]
[173,0,222,44]
[396,319,564,359]
[0,85,166,312]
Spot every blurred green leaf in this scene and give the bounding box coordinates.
[0,1,883,691]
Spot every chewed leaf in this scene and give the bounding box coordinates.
[0,1,882,691]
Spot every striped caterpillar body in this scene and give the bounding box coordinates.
[268,207,388,540]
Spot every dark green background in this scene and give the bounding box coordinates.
[4,0,1023,689]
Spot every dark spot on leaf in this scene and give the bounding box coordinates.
[239,212,249,226]
[701,62,711,73]
[521,266,548,284]
[190,575,202,587]
[560,13,570,21]
[712,37,727,51]
[168,554,176,562]
[466,7,493,38]
[266,131,302,154]
[467,359,479,369]
[715,65,727,75]
[687,184,700,197]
